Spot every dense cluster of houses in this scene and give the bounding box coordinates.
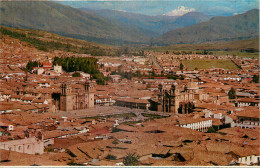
[0,33,259,166]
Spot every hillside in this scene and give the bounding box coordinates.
[152,38,259,51]
[0,1,151,45]
[0,26,119,56]
[155,9,259,45]
[80,8,211,35]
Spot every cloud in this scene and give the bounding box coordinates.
[163,6,196,16]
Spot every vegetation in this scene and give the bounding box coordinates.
[105,154,117,160]
[72,72,81,77]
[67,160,83,166]
[141,113,169,119]
[26,60,41,71]
[0,1,151,45]
[180,63,184,70]
[207,127,217,133]
[123,153,140,166]
[182,59,239,70]
[150,38,259,54]
[106,113,136,119]
[228,87,236,99]
[52,56,109,85]
[252,75,259,83]
[1,27,115,56]
[82,8,210,37]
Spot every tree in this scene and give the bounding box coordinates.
[252,75,259,83]
[180,63,184,70]
[105,154,117,160]
[72,72,80,77]
[228,87,236,99]
[207,127,216,133]
[123,153,139,166]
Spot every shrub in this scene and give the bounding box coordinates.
[123,153,139,166]
[105,154,117,160]
[72,72,81,77]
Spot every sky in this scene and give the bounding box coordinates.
[57,0,259,16]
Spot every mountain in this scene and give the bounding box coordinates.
[155,9,259,45]
[79,8,211,35]
[173,12,211,27]
[0,1,151,45]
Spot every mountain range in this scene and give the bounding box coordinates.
[155,9,259,45]
[79,8,211,35]
[0,1,258,46]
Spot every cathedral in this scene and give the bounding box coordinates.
[151,80,208,114]
[53,81,95,111]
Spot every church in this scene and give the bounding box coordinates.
[53,81,95,111]
[150,80,208,114]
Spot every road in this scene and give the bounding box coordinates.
[148,54,163,71]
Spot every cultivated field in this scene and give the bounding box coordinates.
[183,59,239,70]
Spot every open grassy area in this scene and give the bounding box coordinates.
[83,112,136,120]
[212,51,259,59]
[141,113,169,119]
[183,59,239,70]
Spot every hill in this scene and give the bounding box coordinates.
[80,8,211,35]
[0,1,151,45]
[0,26,119,56]
[155,9,259,45]
[152,38,259,51]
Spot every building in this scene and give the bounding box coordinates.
[0,131,44,155]
[115,98,150,110]
[231,108,260,128]
[176,118,212,132]
[237,155,260,165]
[110,75,121,82]
[151,80,208,114]
[235,98,260,107]
[54,81,95,111]
[53,64,62,73]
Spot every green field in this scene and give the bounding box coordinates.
[212,51,259,59]
[183,59,240,70]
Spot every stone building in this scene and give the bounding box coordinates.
[151,80,208,114]
[54,81,95,111]
[0,131,44,155]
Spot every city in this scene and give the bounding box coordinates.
[0,0,259,167]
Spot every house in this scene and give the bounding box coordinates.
[95,95,114,106]
[231,108,260,128]
[53,64,62,73]
[9,95,23,102]
[110,75,121,82]
[38,81,50,88]
[21,96,36,103]
[235,98,260,107]
[0,132,44,155]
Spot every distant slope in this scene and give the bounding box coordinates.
[155,9,259,45]
[80,8,211,35]
[151,38,259,51]
[0,1,151,45]
[1,26,119,56]
[173,12,211,27]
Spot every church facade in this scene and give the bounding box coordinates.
[151,80,208,114]
[55,81,95,111]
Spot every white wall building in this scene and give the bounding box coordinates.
[238,155,260,165]
[178,119,212,132]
